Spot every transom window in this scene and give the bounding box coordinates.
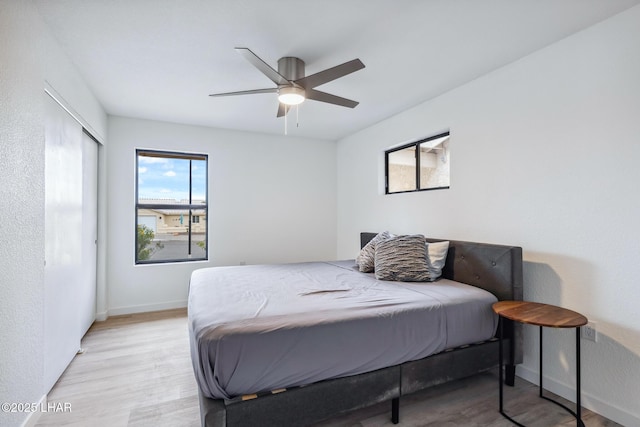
[135,149,208,264]
[385,132,450,194]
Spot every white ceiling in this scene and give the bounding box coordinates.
[34,0,639,141]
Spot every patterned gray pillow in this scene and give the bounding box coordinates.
[374,235,431,282]
[356,231,393,273]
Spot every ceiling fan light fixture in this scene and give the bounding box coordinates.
[278,86,305,106]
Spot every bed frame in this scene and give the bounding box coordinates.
[196,233,523,427]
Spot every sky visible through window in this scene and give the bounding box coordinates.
[138,155,206,202]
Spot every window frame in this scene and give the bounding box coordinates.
[384,131,450,194]
[135,149,208,265]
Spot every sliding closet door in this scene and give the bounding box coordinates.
[79,131,98,336]
[43,94,98,393]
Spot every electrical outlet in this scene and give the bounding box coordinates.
[581,322,597,342]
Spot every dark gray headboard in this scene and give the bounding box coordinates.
[360,232,523,302]
[360,232,523,364]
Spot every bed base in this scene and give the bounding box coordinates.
[199,364,400,427]
[197,233,523,426]
[199,339,516,427]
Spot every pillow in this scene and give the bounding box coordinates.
[374,234,431,282]
[356,231,393,273]
[426,241,450,281]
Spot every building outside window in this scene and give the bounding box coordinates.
[385,132,450,194]
[135,149,208,264]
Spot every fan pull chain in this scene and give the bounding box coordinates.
[282,105,300,135]
[284,106,288,135]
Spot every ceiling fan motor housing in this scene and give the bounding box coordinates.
[278,57,305,81]
[277,57,306,105]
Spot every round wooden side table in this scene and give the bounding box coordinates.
[492,301,588,427]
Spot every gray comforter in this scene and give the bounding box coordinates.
[188,260,498,399]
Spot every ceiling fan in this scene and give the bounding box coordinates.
[209,48,365,117]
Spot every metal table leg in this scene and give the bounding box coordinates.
[537,326,585,427]
[498,320,584,427]
[498,317,525,426]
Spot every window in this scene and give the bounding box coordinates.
[385,132,450,194]
[135,149,208,264]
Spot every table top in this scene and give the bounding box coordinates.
[492,301,588,328]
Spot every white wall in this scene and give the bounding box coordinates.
[337,5,640,426]
[0,2,107,426]
[106,116,337,315]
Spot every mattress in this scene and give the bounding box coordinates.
[188,260,498,400]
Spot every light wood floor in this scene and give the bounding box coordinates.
[36,309,620,427]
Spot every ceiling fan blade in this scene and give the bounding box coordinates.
[209,88,277,97]
[277,103,290,117]
[306,88,359,108]
[235,47,289,85]
[295,59,365,89]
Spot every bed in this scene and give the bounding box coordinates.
[189,233,523,426]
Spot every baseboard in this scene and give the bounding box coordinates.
[20,394,46,427]
[95,311,108,322]
[107,299,187,317]
[516,365,640,427]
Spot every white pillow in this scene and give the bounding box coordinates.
[426,241,449,281]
